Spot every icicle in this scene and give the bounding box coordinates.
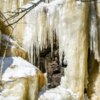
[47,4,56,57]
[23,0,64,64]
[28,46,31,63]
[0,31,1,50]
[37,6,47,52]
[33,46,36,65]
[90,1,100,61]
[31,40,33,64]
[37,43,40,66]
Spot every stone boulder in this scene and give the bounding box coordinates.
[50,73,62,88]
[46,61,60,77]
[0,57,46,100]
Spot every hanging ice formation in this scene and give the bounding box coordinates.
[0,31,1,49]
[23,0,89,99]
[89,1,100,62]
[23,0,88,65]
[23,0,62,64]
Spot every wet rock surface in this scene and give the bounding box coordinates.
[37,46,66,88]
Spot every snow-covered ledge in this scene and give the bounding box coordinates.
[0,57,46,100]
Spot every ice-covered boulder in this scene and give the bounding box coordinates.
[0,57,46,100]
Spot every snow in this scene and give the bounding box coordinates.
[2,34,25,51]
[39,86,90,100]
[31,0,41,3]
[0,57,38,81]
[76,1,81,5]
[21,0,41,9]
[0,57,44,100]
[38,86,79,100]
[0,96,5,100]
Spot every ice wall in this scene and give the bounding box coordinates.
[0,0,90,99]
[2,0,100,99]
[59,1,89,100]
[23,0,89,99]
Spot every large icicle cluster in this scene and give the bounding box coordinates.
[23,0,64,64]
[23,0,88,65]
[23,0,89,99]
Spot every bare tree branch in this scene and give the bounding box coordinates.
[0,29,14,82]
[0,0,42,31]
[0,12,16,85]
[0,11,13,30]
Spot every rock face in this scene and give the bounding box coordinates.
[0,34,27,59]
[0,57,46,100]
[46,61,60,76]
[33,47,63,89]
[46,60,61,88]
[50,73,62,88]
[39,49,64,89]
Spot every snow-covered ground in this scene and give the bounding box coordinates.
[38,86,90,100]
[38,86,79,100]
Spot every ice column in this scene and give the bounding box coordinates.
[60,1,89,99]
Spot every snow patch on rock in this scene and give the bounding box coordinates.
[0,57,38,81]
